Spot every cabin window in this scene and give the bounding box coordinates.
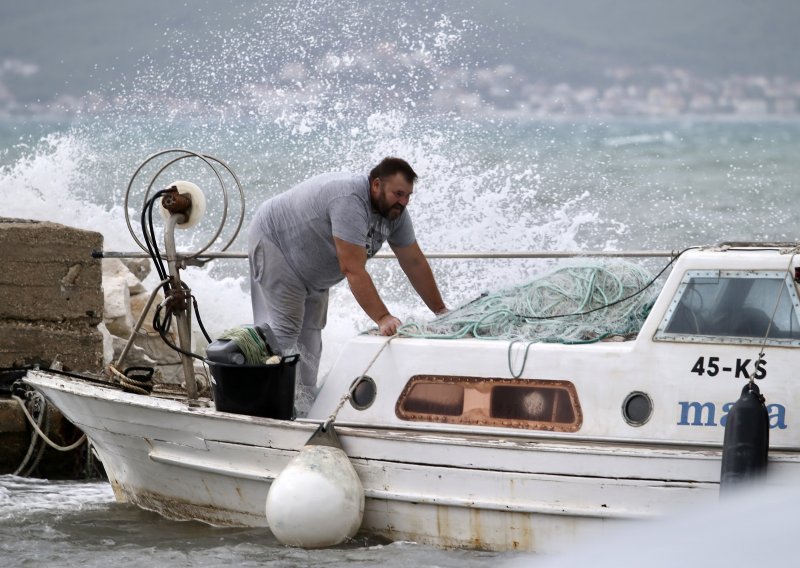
[396,375,582,432]
[402,381,464,416]
[622,391,653,426]
[655,270,800,346]
[349,375,377,410]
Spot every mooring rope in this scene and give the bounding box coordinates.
[322,335,397,430]
[12,393,86,452]
[752,249,800,384]
[108,365,153,395]
[12,392,46,476]
[23,401,50,476]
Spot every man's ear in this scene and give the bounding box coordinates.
[369,178,381,198]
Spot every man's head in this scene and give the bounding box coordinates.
[368,157,417,220]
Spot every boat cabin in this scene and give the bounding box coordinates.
[309,244,800,455]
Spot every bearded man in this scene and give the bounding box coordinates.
[247,157,447,413]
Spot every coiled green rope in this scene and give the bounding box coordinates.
[218,327,269,364]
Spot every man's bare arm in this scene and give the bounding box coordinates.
[391,241,447,314]
[334,237,400,335]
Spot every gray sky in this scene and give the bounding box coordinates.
[1,0,798,109]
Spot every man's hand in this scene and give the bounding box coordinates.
[377,314,401,335]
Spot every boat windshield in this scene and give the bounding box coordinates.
[655,270,800,346]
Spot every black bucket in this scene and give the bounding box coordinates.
[207,354,299,420]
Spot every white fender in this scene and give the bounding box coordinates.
[159,180,206,228]
[266,425,364,548]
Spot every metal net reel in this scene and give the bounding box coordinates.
[123,148,245,258]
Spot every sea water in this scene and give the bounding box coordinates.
[1,1,799,565]
[0,476,507,567]
[3,118,798,568]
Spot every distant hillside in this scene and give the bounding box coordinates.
[1,0,798,105]
[481,0,800,83]
[0,1,204,102]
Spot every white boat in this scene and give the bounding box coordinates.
[21,153,800,552]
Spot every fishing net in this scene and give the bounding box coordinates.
[398,261,661,344]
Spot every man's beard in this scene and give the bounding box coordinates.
[377,194,404,219]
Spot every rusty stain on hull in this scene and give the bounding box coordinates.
[372,503,544,552]
[118,485,268,528]
[108,478,129,503]
[469,507,483,549]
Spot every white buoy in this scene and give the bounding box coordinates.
[159,180,207,228]
[266,424,364,548]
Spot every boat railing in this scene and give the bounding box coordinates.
[93,249,682,261]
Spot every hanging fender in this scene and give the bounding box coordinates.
[719,382,769,494]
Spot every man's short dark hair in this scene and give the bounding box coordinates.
[368,157,418,185]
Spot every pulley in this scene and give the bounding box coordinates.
[158,180,207,228]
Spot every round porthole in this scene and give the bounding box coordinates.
[622,391,653,426]
[349,375,377,410]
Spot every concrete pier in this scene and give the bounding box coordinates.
[0,218,104,477]
[0,217,208,477]
[0,218,104,371]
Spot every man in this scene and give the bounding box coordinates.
[248,157,447,413]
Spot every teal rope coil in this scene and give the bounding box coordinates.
[398,261,660,346]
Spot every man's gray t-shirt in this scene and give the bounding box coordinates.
[251,172,416,290]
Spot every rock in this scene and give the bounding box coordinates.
[157,363,188,385]
[98,322,114,366]
[111,336,157,368]
[129,291,181,365]
[103,274,133,337]
[120,258,152,283]
[102,258,146,295]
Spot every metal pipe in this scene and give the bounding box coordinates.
[114,277,171,370]
[94,249,684,260]
[163,214,199,403]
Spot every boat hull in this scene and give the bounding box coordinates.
[24,370,749,552]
